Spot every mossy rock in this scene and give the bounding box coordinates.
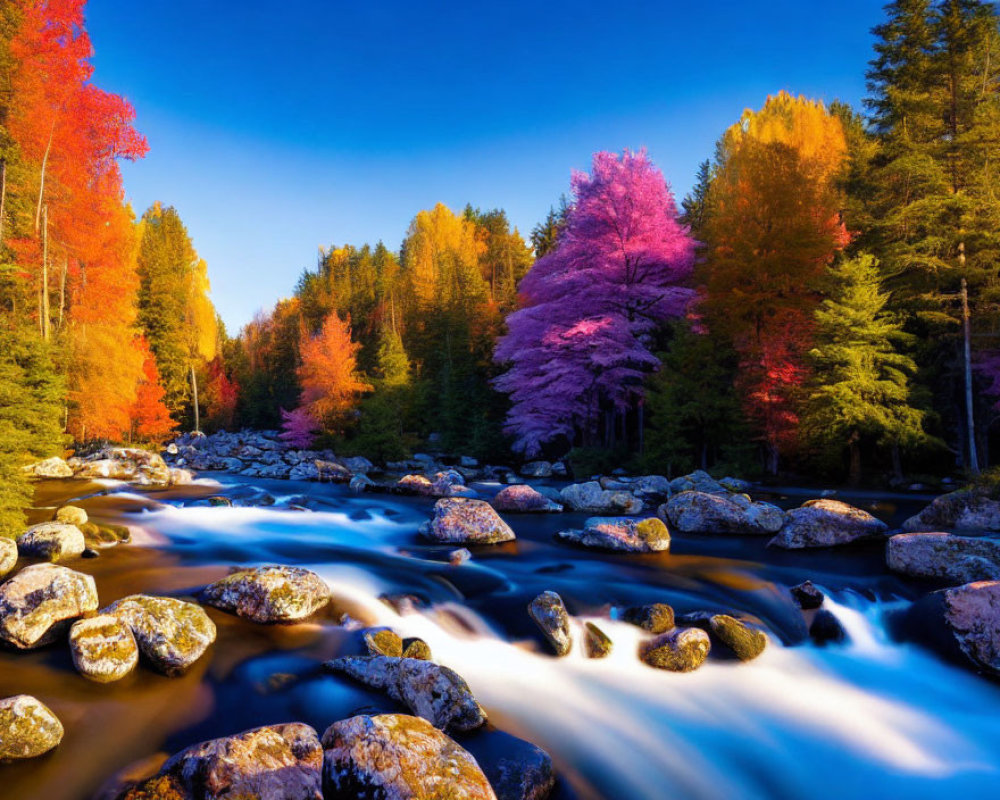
[623,603,675,634]
[0,695,64,761]
[639,627,711,672]
[584,622,613,658]
[364,628,403,657]
[402,637,432,660]
[709,614,767,661]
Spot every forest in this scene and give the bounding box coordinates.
[4,0,1000,536]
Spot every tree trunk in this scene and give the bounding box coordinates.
[637,402,644,456]
[962,278,979,474]
[40,205,50,341]
[35,126,54,234]
[765,442,779,476]
[0,158,6,246]
[848,431,861,487]
[891,443,904,484]
[57,256,67,331]
[190,365,200,433]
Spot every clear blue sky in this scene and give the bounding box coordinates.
[86,0,885,332]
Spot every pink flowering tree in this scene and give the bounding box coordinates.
[279,406,320,449]
[494,149,697,456]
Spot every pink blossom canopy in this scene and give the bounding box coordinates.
[495,149,697,456]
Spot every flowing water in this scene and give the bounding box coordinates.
[2,474,1000,800]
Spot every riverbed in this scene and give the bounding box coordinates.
[2,474,999,799]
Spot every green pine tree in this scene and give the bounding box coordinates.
[0,328,66,537]
[804,253,935,485]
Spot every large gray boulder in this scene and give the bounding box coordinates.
[492,485,562,513]
[660,491,784,535]
[556,516,670,552]
[888,533,1000,584]
[0,563,98,649]
[17,522,86,561]
[420,498,515,545]
[0,695,64,761]
[559,481,643,515]
[909,580,1000,678]
[105,594,216,676]
[769,499,887,549]
[321,714,497,800]
[121,723,323,800]
[69,614,139,683]
[201,565,330,623]
[324,656,487,732]
[902,490,1000,533]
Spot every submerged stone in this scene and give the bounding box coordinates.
[790,580,824,610]
[810,609,848,645]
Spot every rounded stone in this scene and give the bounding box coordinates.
[322,714,497,800]
[420,498,516,545]
[0,537,17,578]
[0,695,64,761]
[69,614,139,683]
[55,505,88,526]
[17,522,86,562]
[105,594,216,676]
[0,563,98,649]
[639,627,711,672]
[201,565,330,624]
[528,591,572,656]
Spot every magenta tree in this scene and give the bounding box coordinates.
[494,149,696,456]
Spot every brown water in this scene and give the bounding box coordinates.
[2,474,1000,800]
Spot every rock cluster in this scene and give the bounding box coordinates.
[556,517,670,553]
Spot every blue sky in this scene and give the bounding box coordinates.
[86,0,885,331]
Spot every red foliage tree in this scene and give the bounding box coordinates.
[130,338,175,443]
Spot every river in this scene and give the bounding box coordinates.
[2,473,999,799]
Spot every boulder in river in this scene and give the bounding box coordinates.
[492,484,563,513]
[528,591,572,656]
[105,594,216,676]
[364,628,404,657]
[420,498,516,545]
[321,714,497,800]
[623,603,676,634]
[790,580,824,610]
[668,470,728,496]
[768,499,888,549]
[810,609,848,645]
[0,537,17,577]
[16,522,85,561]
[121,723,323,800]
[906,580,1000,678]
[659,491,785,535]
[324,656,487,732]
[69,614,139,683]
[559,481,643,515]
[396,474,434,495]
[0,563,98,649]
[201,565,330,624]
[678,612,767,661]
[54,505,88,526]
[639,627,711,672]
[0,695,64,761]
[23,456,74,479]
[556,516,670,553]
[902,490,1000,533]
[464,728,556,800]
[887,532,1000,584]
[584,622,613,659]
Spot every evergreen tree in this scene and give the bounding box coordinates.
[530,196,569,258]
[0,327,65,537]
[804,253,933,484]
[680,160,714,238]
